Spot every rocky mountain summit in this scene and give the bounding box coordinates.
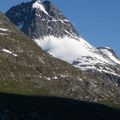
[6,0,79,39]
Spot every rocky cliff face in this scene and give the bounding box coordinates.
[6,0,79,39]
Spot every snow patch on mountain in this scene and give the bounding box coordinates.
[34,36,120,77]
[0,33,8,36]
[0,28,9,35]
[34,36,112,65]
[99,47,120,64]
[2,49,17,57]
[0,28,8,32]
[32,0,49,15]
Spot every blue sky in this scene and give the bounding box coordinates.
[0,0,120,56]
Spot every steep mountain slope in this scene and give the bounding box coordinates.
[6,0,120,87]
[0,12,83,97]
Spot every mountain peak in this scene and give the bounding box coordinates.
[6,0,79,38]
[32,0,49,15]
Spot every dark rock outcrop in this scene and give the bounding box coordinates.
[6,0,79,39]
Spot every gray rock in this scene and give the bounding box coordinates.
[6,0,79,39]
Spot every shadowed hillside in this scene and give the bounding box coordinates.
[0,93,120,120]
